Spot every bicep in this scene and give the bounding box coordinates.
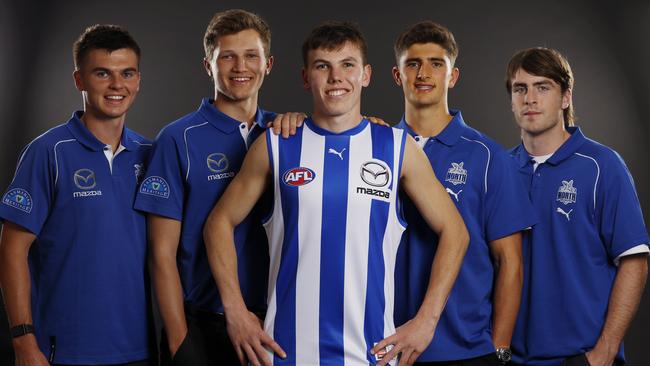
[0,221,37,257]
[400,137,461,233]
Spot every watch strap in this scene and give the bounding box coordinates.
[10,324,34,338]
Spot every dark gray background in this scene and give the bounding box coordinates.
[1,0,649,363]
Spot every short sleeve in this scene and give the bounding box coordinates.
[484,148,537,242]
[134,129,186,220]
[598,152,649,258]
[0,140,55,235]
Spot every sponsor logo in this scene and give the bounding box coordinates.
[207,153,229,173]
[2,188,33,213]
[556,207,573,221]
[328,147,346,160]
[556,180,577,205]
[446,187,462,202]
[73,190,102,198]
[445,162,467,186]
[140,176,170,198]
[73,168,96,189]
[356,187,390,198]
[283,167,316,186]
[360,160,391,188]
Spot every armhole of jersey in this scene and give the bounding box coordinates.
[261,130,276,226]
[394,129,408,229]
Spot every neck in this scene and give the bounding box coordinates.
[522,122,571,156]
[404,100,452,137]
[312,109,363,133]
[80,111,125,152]
[214,92,258,128]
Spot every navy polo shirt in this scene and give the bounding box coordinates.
[510,127,650,366]
[0,111,152,364]
[394,110,536,361]
[134,98,275,314]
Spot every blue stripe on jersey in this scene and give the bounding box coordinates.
[319,135,351,364]
[275,129,303,365]
[365,124,394,363]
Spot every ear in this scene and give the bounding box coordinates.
[265,55,274,75]
[448,67,460,89]
[73,70,84,91]
[203,58,212,78]
[134,71,142,92]
[561,88,572,109]
[361,64,372,87]
[392,66,402,86]
[302,68,310,90]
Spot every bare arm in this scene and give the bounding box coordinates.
[0,221,49,366]
[147,215,187,356]
[586,254,648,366]
[375,136,469,366]
[203,135,284,366]
[489,232,523,349]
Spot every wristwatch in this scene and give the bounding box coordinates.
[496,347,512,363]
[10,324,34,339]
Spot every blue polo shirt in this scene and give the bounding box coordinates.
[134,98,275,314]
[509,127,650,366]
[0,111,152,365]
[394,110,536,362]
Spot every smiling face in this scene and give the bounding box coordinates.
[510,68,571,137]
[393,42,458,110]
[204,28,273,104]
[73,48,140,123]
[302,41,371,121]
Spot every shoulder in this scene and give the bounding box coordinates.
[574,137,628,173]
[23,123,73,156]
[155,110,209,141]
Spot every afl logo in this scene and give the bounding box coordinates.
[360,160,391,187]
[283,167,316,186]
[74,169,97,189]
[207,153,229,173]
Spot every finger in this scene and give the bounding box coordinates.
[372,334,396,354]
[234,343,247,366]
[406,350,420,365]
[282,114,290,139]
[252,341,272,366]
[261,333,286,359]
[242,343,261,366]
[273,114,283,135]
[396,348,414,366]
[290,114,298,135]
[297,113,307,127]
[377,344,401,366]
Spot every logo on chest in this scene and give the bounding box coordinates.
[283,167,316,186]
[357,159,392,200]
[73,169,103,198]
[556,180,577,205]
[207,153,235,181]
[445,162,467,186]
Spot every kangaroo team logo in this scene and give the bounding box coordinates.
[360,160,391,188]
[556,180,577,205]
[2,188,33,213]
[207,153,229,173]
[283,167,316,186]
[445,162,467,186]
[73,169,97,190]
[134,163,145,183]
[140,176,170,198]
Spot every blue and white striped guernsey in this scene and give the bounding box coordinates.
[263,118,407,366]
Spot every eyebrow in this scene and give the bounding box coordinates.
[404,57,445,63]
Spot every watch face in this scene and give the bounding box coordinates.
[496,348,512,362]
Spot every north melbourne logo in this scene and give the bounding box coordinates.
[2,188,33,213]
[556,180,577,205]
[445,162,467,186]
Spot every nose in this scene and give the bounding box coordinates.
[233,56,246,72]
[417,62,432,80]
[328,65,342,84]
[109,74,124,89]
[524,89,537,105]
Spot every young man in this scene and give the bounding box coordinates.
[203,21,469,366]
[391,21,536,366]
[0,25,152,365]
[506,47,649,366]
[134,9,302,365]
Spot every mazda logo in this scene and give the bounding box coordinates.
[207,153,229,173]
[73,169,96,189]
[360,160,390,187]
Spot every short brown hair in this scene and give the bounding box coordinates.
[394,21,458,64]
[73,24,141,69]
[204,9,271,61]
[302,21,368,66]
[505,47,575,127]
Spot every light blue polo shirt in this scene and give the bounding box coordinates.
[0,111,152,364]
[509,127,649,366]
[134,98,275,314]
[394,109,536,362]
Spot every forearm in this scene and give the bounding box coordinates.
[594,255,648,355]
[491,253,522,348]
[150,253,187,348]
